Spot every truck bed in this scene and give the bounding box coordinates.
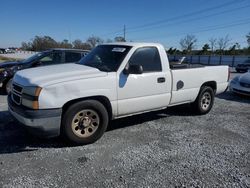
[169,63,204,69]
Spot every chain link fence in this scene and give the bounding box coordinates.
[168,55,249,67]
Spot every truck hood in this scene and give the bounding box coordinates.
[14,64,108,87]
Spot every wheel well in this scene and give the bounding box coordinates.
[62,96,113,120]
[201,81,217,93]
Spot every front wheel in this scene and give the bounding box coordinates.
[62,100,109,145]
[191,86,214,115]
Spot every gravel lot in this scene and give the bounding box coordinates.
[0,73,249,187]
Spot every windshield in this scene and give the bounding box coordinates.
[22,51,49,64]
[78,45,132,72]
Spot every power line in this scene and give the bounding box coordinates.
[125,4,250,34]
[127,0,246,31]
[101,0,247,37]
[130,18,250,41]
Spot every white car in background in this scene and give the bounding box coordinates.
[230,70,250,96]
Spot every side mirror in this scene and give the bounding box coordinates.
[123,64,143,75]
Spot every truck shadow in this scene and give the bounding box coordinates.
[108,104,193,131]
[0,105,194,154]
[0,111,67,154]
[216,91,250,104]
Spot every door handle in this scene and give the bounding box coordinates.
[157,77,165,83]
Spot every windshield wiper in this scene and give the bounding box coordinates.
[95,65,111,72]
[81,63,111,72]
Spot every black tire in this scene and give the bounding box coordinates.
[3,78,13,94]
[62,100,109,145]
[191,86,214,115]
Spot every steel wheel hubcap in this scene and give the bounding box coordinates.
[71,109,100,138]
[201,92,211,111]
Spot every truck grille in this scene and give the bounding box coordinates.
[240,82,250,88]
[11,83,23,105]
[13,83,23,93]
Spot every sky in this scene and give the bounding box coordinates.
[1,0,250,49]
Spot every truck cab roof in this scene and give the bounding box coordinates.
[102,42,164,48]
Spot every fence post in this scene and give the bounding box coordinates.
[219,56,222,65]
[190,55,193,64]
[198,55,201,64]
[208,56,211,65]
[232,56,235,67]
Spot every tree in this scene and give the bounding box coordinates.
[31,36,58,51]
[180,34,197,54]
[167,47,177,55]
[246,32,250,47]
[217,35,231,54]
[60,39,72,49]
[59,39,72,49]
[86,36,104,48]
[209,38,217,53]
[235,42,240,50]
[114,36,126,42]
[228,43,241,55]
[72,39,91,50]
[201,43,210,55]
[21,42,32,51]
[72,39,83,49]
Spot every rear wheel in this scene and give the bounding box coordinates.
[191,86,214,115]
[62,100,109,144]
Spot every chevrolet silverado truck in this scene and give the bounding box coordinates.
[8,43,229,144]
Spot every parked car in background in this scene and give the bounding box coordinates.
[230,70,250,96]
[5,48,16,53]
[0,48,6,54]
[235,59,250,73]
[0,48,89,93]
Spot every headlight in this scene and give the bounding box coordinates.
[21,86,42,109]
[231,76,239,84]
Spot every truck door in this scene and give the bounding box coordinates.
[117,47,172,116]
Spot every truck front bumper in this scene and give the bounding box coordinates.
[8,95,62,138]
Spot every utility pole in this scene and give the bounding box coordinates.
[123,25,126,41]
[68,28,72,44]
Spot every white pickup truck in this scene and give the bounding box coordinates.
[8,43,229,144]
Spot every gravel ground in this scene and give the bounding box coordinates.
[0,73,249,187]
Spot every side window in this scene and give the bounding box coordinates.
[40,53,53,64]
[40,52,62,65]
[129,47,162,72]
[65,52,82,63]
